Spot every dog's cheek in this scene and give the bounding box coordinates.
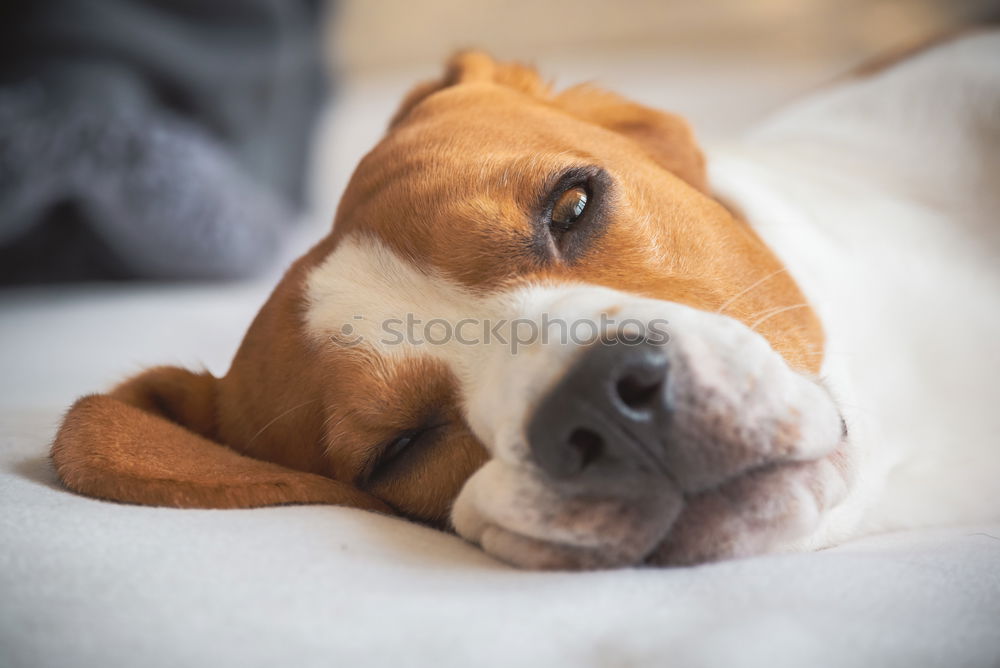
[660,328,844,494]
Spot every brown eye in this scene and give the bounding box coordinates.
[549,186,588,231]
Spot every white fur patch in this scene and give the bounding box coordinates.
[303,233,635,453]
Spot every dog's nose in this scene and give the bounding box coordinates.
[527,340,672,480]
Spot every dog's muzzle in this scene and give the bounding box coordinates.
[452,287,850,569]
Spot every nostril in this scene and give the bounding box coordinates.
[567,427,604,470]
[529,341,672,480]
[615,372,663,411]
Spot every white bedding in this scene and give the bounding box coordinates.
[1,274,999,668]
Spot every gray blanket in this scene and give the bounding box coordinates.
[0,0,326,283]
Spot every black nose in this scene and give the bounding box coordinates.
[527,339,672,481]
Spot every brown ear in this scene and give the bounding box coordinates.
[51,367,390,512]
[554,85,708,193]
[391,52,707,193]
[389,50,550,128]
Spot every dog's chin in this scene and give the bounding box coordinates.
[452,434,851,571]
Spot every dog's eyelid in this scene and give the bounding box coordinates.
[366,422,448,481]
[542,165,603,200]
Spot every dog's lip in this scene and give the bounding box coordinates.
[687,423,847,497]
[642,433,850,565]
[681,457,789,501]
[686,415,849,497]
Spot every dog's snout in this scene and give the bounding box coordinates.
[527,340,672,481]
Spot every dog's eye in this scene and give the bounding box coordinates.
[549,186,588,232]
[381,430,420,466]
[370,424,443,480]
[536,166,610,263]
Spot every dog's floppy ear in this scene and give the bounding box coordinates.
[554,85,708,193]
[51,366,391,512]
[389,50,550,128]
[391,51,707,193]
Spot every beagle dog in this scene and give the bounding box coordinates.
[52,33,1000,569]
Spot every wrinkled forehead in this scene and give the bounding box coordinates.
[329,85,631,286]
[370,84,602,183]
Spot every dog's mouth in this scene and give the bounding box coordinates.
[644,434,851,566]
[452,428,850,571]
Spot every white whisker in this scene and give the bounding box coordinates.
[716,267,788,315]
[246,399,318,448]
[750,303,809,332]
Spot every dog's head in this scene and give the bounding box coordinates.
[54,53,850,569]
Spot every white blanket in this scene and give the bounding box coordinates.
[1,278,999,668]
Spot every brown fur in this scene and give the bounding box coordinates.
[53,389,390,512]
